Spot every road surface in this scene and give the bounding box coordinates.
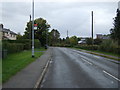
[40,47,119,88]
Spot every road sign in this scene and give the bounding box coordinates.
[34,24,37,30]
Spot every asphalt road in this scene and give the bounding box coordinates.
[40,47,120,88]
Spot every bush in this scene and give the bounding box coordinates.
[2,39,42,55]
[3,42,24,54]
[75,45,99,50]
[34,39,41,48]
[3,39,31,50]
[2,39,41,51]
[99,39,119,54]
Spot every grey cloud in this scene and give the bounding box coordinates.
[1,2,118,38]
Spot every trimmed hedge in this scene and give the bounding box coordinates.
[34,39,41,48]
[75,45,99,50]
[3,42,24,54]
[2,39,41,55]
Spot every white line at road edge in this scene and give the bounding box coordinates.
[103,70,120,82]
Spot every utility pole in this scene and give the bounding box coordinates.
[46,29,48,46]
[32,0,34,57]
[29,15,31,49]
[118,1,120,10]
[91,11,94,46]
[30,15,31,22]
[67,30,68,37]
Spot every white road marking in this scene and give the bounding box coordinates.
[103,70,120,82]
[93,55,100,59]
[82,58,93,65]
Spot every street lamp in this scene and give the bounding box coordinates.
[91,11,94,46]
[32,0,34,57]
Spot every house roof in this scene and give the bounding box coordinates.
[0,24,17,35]
[2,28,17,35]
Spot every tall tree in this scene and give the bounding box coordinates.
[23,18,50,46]
[50,29,60,45]
[110,9,120,44]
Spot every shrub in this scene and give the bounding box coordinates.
[34,39,41,48]
[75,45,99,50]
[2,42,24,54]
[99,39,119,54]
[2,39,41,51]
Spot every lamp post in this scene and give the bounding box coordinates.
[32,0,34,57]
[91,11,94,46]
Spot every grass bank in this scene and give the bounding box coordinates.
[73,47,120,61]
[2,48,46,83]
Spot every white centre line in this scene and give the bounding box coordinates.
[82,58,93,65]
[103,70,120,82]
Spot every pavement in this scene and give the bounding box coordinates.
[2,47,53,88]
[40,47,119,88]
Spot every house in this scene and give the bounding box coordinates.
[0,24,17,40]
[96,34,103,39]
[96,34,110,40]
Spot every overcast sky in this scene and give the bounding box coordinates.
[0,0,119,38]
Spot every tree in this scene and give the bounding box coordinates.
[50,29,60,45]
[16,32,23,40]
[77,37,81,41]
[66,37,70,44]
[86,38,92,45]
[69,36,78,46]
[110,9,120,44]
[94,38,102,45]
[23,18,50,46]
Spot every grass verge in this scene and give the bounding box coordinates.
[71,47,120,61]
[2,48,46,83]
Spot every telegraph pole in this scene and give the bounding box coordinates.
[67,30,68,37]
[32,0,34,57]
[30,15,31,22]
[29,15,31,49]
[91,11,94,46]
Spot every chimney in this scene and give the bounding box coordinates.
[0,24,3,31]
[0,24,3,29]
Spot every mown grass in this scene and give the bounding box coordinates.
[77,48,120,57]
[88,50,120,57]
[73,47,120,61]
[2,48,46,83]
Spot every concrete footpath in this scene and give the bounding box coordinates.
[3,48,53,88]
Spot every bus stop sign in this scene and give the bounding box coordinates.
[34,24,37,30]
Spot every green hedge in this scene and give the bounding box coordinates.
[2,39,41,55]
[34,39,41,48]
[75,45,99,50]
[3,39,31,50]
[98,40,119,54]
[75,40,119,54]
[3,42,24,54]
